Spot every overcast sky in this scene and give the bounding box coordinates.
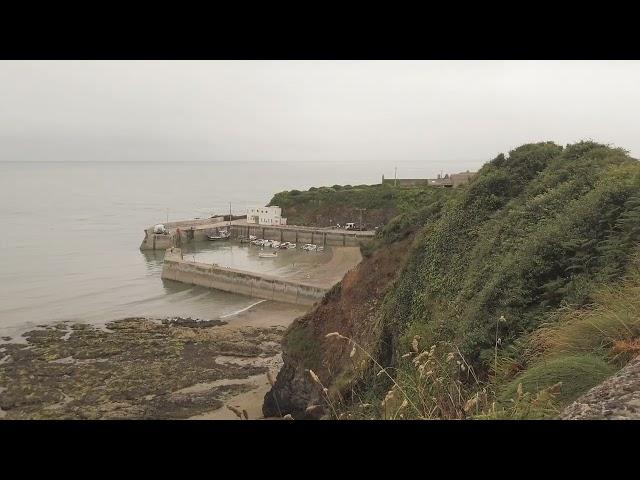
[1,61,639,170]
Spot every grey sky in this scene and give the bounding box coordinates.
[1,61,639,171]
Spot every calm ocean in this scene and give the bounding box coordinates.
[0,160,441,337]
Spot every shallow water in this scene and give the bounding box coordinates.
[186,241,331,278]
[0,160,413,337]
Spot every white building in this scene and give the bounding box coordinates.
[246,205,287,226]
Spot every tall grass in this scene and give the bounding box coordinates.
[524,280,640,366]
[315,331,532,420]
[491,262,640,414]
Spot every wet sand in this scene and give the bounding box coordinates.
[283,246,362,288]
[186,300,308,420]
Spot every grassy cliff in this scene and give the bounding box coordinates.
[267,183,451,228]
[264,141,640,420]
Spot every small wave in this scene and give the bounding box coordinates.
[219,299,267,319]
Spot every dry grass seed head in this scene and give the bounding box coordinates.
[325,332,348,341]
[309,369,321,385]
[411,335,421,353]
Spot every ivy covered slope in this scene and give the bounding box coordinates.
[378,141,640,418]
[388,141,640,366]
[267,183,449,227]
[265,141,640,419]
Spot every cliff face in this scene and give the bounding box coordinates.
[263,235,416,418]
[265,141,640,419]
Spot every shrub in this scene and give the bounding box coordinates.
[499,354,616,408]
[378,141,640,373]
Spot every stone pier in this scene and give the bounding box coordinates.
[161,248,329,306]
[141,218,375,251]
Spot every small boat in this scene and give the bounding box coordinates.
[207,228,231,241]
[258,251,278,258]
[153,224,168,234]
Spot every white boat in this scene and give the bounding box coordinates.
[249,235,257,241]
[303,244,317,251]
[258,251,278,258]
[207,228,231,241]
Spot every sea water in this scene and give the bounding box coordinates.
[0,160,431,337]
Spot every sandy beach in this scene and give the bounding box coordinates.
[187,300,309,420]
[283,246,362,288]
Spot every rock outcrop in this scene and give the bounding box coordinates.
[561,356,640,420]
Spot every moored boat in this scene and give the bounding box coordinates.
[207,228,231,241]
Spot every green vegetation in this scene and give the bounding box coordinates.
[499,354,615,406]
[283,321,323,369]
[383,142,640,366]
[279,140,640,419]
[268,182,452,228]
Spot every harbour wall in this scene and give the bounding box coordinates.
[161,248,328,306]
[140,217,227,250]
[230,225,366,247]
[142,219,374,250]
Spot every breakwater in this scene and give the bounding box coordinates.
[141,218,375,251]
[161,248,328,306]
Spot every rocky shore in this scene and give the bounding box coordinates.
[0,302,307,420]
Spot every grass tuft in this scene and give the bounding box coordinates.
[499,354,616,408]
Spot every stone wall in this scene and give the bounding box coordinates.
[161,248,328,306]
[231,225,364,247]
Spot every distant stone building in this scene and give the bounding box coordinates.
[381,170,477,188]
[246,206,287,226]
[381,177,432,187]
[450,171,477,187]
